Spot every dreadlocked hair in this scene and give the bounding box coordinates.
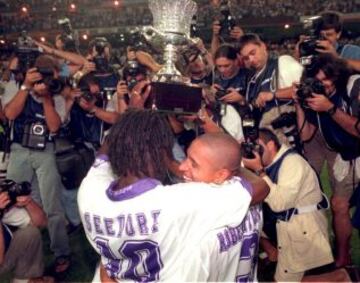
[108,109,174,182]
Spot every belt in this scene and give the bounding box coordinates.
[274,193,329,222]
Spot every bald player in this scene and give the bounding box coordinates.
[78,110,255,282]
[179,133,263,282]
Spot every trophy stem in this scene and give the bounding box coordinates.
[156,44,182,82]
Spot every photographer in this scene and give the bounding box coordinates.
[66,72,119,149]
[82,38,119,90]
[0,187,49,282]
[3,55,71,275]
[210,0,244,57]
[242,128,350,282]
[295,12,360,64]
[238,33,303,147]
[115,61,150,114]
[212,45,248,107]
[294,53,360,268]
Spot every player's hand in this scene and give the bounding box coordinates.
[212,21,221,37]
[315,40,338,57]
[230,26,244,40]
[220,87,245,104]
[24,68,42,88]
[0,192,10,210]
[15,196,31,207]
[306,93,334,112]
[255,91,274,108]
[129,80,151,109]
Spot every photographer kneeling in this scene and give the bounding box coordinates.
[0,180,49,282]
[294,53,360,268]
[3,55,71,275]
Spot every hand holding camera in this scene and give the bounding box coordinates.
[23,68,42,89]
[315,39,337,56]
[116,80,129,99]
[306,94,334,112]
[219,87,245,104]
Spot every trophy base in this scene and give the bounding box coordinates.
[151,82,202,114]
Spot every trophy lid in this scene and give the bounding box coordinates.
[149,0,197,36]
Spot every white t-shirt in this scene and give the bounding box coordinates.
[78,157,252,282]
[3,207,31,228]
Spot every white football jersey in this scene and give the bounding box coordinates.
[78,156,252,282]
[184,205,262,282]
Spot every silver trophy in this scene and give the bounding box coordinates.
[142,0,202,113]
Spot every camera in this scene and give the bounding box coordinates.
[240,105,263,159]
[58,18,78,52]
[298,16,324,66]
[92,37,112,74]
[79,88,95,103]
[271,112,302,152]
[296,77,326,108]
[0,179,31,215]
[21,122,47,150]
[36,67,65,94]
[123,60,147,91]
[15,31,42,74]
[218,0,236,41]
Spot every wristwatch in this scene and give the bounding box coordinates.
[20,84,29,91]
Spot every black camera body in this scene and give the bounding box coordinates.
[36,67,64,94]
[22,122,47,150]
[297,77,326,108]
[218,0,236,40]
[0,179,31,214]
[79,88,95,103]
[240,105,263,159]
[124,60,147,91]
[298,16,324,66]
[92,38,112,74]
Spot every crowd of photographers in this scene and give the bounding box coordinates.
[0,4,360,281]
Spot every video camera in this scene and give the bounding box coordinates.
[296,77,326,108]
[298,16,324,67]
[58,18,78,52]
[0,179,31,216]
[218,0,236,41]
[15,31,42,74]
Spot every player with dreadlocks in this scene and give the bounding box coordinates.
[78,109,253,282]
[107,109,174,183]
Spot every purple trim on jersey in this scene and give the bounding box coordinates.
[239,178,253,197]
[96,154,109,161]
[106,178,161,202]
